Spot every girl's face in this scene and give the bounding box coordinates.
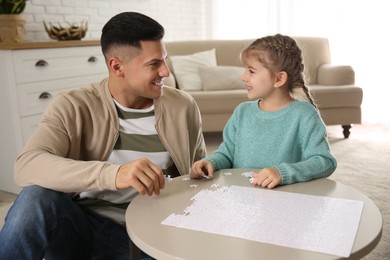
[241,54,277,100]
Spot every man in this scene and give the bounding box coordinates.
[0,12,206,259]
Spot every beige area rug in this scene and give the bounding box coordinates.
[325,125,390,260]
[0,124,389,259]
[0,191,16,230]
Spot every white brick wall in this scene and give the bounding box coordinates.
[23,0,213,42]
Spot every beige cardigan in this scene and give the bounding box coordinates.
[14,78,206,193]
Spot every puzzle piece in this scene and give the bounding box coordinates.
[241,171,255,184]
[241,171,254,178]
[165,175,173,183]
[202,174,211,179]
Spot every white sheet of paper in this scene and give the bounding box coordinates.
[161,185,363,257]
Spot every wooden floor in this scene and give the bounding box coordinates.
[0,190,16,203]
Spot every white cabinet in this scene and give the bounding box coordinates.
[0,42,107,194]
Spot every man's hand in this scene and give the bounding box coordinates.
[190,160,214,179]
[115,158,165,196]
[252,168,282,189]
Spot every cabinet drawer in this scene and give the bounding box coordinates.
[13,46,106,84]
[18,74,107,117]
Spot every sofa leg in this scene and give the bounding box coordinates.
[342,125,351,138]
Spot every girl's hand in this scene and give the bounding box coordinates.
[190,160,214,179]
[252,168,281,189]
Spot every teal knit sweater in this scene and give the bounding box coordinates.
[205,100,337,185]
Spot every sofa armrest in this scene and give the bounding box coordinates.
[317,64,355,86]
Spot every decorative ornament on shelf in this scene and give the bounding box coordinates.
[0,0,28,43]
[43,20,88,41]
[0,0,26,14]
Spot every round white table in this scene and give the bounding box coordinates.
[126,169,382,260]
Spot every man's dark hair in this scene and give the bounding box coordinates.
[101,12,165,56]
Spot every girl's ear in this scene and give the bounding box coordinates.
[108,57,124,77]
[274,71,288,88]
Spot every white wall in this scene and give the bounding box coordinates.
[278,0,390,125]
[23,0,213,42]
[213,0,280,39]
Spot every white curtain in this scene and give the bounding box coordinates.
[214,0,390,124]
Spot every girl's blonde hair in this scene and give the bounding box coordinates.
[241,34,317,108]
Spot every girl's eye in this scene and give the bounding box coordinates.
[245,66,255,74]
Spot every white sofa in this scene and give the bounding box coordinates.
[164,37,363,138]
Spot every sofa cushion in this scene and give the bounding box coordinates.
[199,66,245,91]
[170,49,217,91]
[189,89,249,114]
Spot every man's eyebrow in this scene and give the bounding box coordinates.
[146,57,166,64]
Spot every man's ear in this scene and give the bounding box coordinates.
[108,57,124,77]
[274,71,288,88]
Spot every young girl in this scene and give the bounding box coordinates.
[190,34,337,189]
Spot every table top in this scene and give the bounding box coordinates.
[125,169,382,260]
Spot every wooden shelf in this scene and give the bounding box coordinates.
[0,40,100,50]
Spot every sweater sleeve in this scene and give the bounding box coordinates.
[14,93,119,193]
[275,112,337,185]
[204,107,240,171]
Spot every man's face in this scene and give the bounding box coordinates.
[125,40,170,98]
[112,40,170,107]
